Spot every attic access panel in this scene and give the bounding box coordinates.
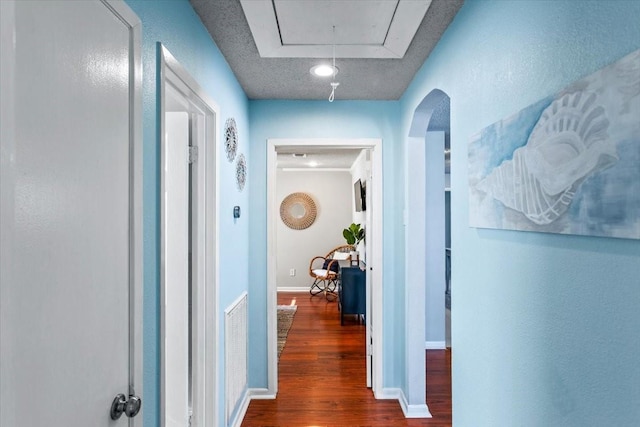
[240,0,432,59]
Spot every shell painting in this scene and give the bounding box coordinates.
[469,48,640,239]
[475,91,618,225]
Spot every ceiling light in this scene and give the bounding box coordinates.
[310,64,338,78]
[292,153,307,158]
[308,161,319,167]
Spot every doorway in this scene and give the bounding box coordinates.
[159,45,218,427]
[266,138,384,397]
[406,89,451,416]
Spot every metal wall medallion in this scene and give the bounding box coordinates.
[236,153,247,192]
[224,117,238,162]
[280,192,317,230]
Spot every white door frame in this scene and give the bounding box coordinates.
[159,45,219,427]
[266,138,384,397]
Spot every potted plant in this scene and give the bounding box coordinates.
[343,223,365,260]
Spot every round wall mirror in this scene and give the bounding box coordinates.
[289,202,306,219]
[280,192,317,230]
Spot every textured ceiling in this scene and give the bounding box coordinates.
[190,0,464,100]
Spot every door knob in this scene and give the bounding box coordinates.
[125,395,142,418]
[110,393,142,420]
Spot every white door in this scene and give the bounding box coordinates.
[0,1,142,425]
[163,111,191,426]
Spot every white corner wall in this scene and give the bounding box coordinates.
[276,169,352,289]
[350,150,371,261]
[351,150,370,225]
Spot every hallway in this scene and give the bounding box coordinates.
[241,292,452,426]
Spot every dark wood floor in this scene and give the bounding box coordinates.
[241,291,452,427]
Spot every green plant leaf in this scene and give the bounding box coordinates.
[343,228,356,245]
[343,223,364,246]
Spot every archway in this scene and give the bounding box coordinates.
[405,89,451,415]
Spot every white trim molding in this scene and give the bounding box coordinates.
[228,388,276,427]
[227,389,250,427]
[379,388,433,419]
[247,388,276,400]
[425,341,446,350]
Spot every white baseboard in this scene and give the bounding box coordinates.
[425,340,446,350]
[375,387,402,400]
[399,396,433,419]
[247,387,276,399]
[230,388,276,427]
[276,286,311,292]
[379,388,432,418]
[228,389,251,427]
[237,386,432,422]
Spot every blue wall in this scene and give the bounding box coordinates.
[401,0,640,425]
[247,100,407,388]
[124,1,250,426]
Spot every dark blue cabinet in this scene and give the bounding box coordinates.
[339,267,366,325]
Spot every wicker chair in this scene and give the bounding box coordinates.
[309,244,354,299]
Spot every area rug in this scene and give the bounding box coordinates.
[277,305,297,359]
